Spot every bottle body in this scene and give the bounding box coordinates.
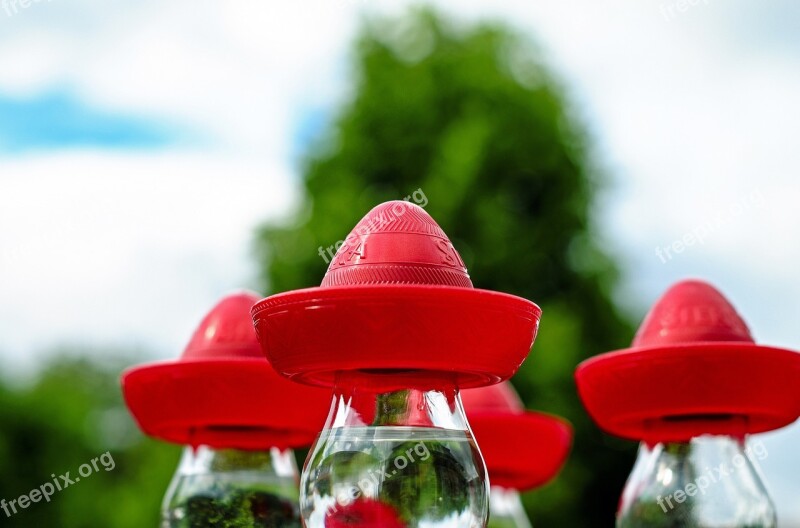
[300,375,489,527]
[617,435,775,528]
[487,486,532,528]
[163,445,301,527]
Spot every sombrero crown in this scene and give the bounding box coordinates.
[252,201,541,390]
[121,292,329,449]
[462,382,572,490]
[576,279,800,442]
[632,279,753,347]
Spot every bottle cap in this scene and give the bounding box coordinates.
[252,201,541,390]
[576,279,800,442]
[122,292,330,449]
[462,382,572,490]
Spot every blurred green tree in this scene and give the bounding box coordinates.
[0,352,179,527]
[254,8,637,526]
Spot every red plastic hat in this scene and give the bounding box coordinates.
[251,201,541,390]
[575,279,800,442]
[461,382,572,490]
[121,292,330,450]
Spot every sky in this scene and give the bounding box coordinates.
[0,0,799,523]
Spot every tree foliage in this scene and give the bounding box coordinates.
[254,8,636,526]
[0,353,178,527]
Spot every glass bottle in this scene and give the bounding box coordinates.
[617,433,776,528]
[487,486,532,528]
[163,445,302,527]
[301,372,489,528]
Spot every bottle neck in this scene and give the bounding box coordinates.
[487,486,532,528]
[618,434,775,527]
[300,372,490,527]
[172,445,298,476]
[162,445,300,526]
[326,371,470,430]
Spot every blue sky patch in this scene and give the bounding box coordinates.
[0,90,181,153]
[290,104,332,159]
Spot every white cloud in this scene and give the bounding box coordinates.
[0,0,358,153]
[0,150,298,370]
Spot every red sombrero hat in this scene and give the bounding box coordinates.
[251,201,542,391]
[461,382,572,490]
[121,292,330,450]
[575,279,800,443]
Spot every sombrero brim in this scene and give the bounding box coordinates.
[575,343,800,442]
[121,358,331,449]
[251,285,541,390]
[469,412,572,490]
